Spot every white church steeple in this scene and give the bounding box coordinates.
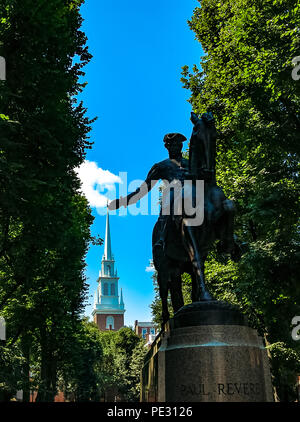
[92,208,125,331]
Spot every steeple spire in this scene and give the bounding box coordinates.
[104,208,112,260]
[120,288,124,309]
[93,208,125,331]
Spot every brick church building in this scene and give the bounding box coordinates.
[92,209,125,331]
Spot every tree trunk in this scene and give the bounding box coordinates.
[21,334,31,402]
[36,331,57,402]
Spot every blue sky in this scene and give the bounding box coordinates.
[78,0,202,327]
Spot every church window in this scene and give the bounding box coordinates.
[103,283,108,295]
[106,316,114,330]
[111,283,116,296]
[107,265,111,276]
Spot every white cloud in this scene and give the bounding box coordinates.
[145,260,155,273]
[75,160,122,208]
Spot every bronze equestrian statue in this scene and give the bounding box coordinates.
[109,112,240,324]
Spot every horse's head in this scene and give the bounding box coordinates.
[191,111,201,126]
[191,111,215,134]
[189,111,217,177]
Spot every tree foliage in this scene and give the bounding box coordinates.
[49,322,147,402]
[57,319,103,402]
[96,327,147,402]
[180,0,300,401]
[0,0,96,401]
[151,0,300,401]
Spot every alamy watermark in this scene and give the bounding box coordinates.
[292,56,300,81]
[97,174,205,227]
[0,56,6,80]
[291,316,300,341]
[0,316,6,341]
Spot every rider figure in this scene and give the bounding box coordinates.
[108,132,189,255]
[109,124,236,256]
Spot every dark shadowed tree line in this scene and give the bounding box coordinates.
[0,0,95,401]
[0,1,147,402]
[151,0,300,402]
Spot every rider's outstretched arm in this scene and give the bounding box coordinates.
[109,164,160,209]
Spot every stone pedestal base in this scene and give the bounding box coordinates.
[141,301,274,402]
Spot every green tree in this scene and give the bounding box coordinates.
[0,0,95,401]
[57,319,103,402]
[114,327,143,401]
[126,338,148,402]
[179,0,300,401]
[0,341,24,401]
[96,327,143,402]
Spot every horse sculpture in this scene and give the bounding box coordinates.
[108,111,240,325]
[152,112,239,324]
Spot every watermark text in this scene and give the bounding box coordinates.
[0,56,6,80]
[291,316,300,341]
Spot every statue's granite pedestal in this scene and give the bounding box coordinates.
[141,301,274,402]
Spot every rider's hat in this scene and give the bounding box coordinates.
[163,133,187,144]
